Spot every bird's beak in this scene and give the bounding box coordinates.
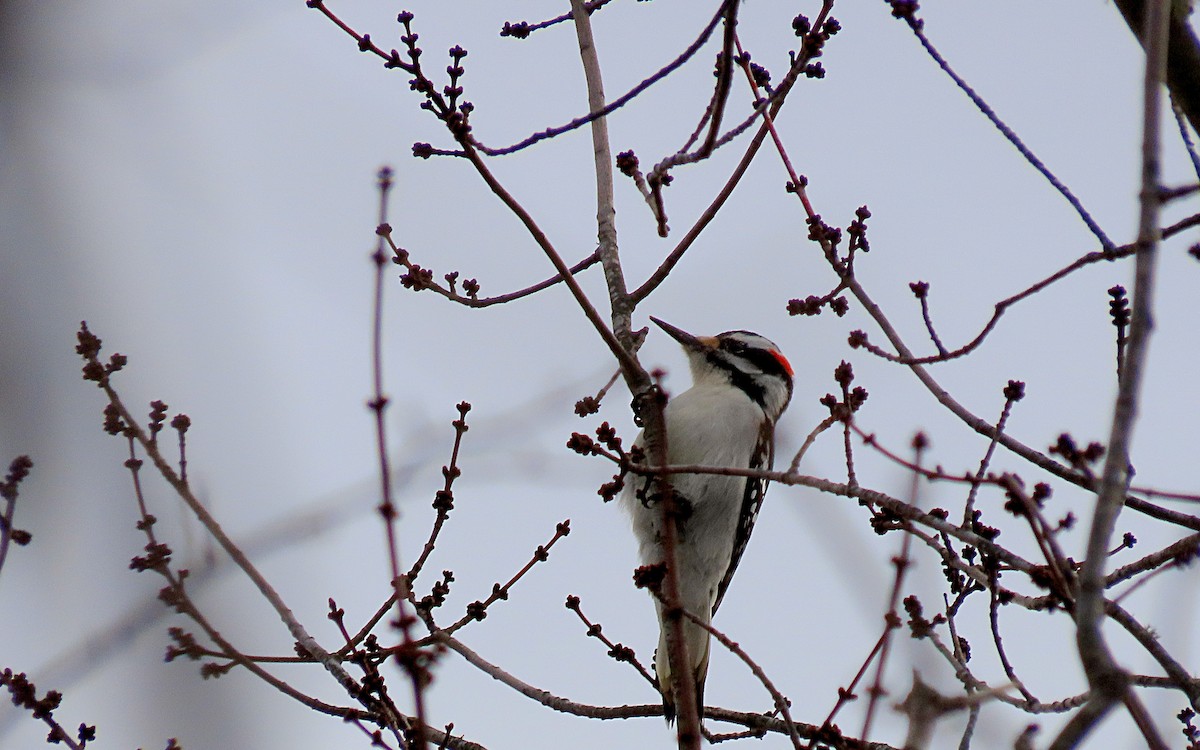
[649,317,719,351]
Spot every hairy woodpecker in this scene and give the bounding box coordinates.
[622,317,793,722]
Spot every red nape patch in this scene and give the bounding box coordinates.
[771,349,794,377]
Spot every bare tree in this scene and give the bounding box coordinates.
[4,2,1200,749]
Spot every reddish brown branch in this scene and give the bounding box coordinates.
[407,402,473,587]
[368,167,430,749]
[75,325,400,725]
[436,632,899,748]
[470,4,730,156]
[854,211,1198,368]
[436,520,572,637]
[679,609,804,750]
[696,2,740,158]
[807,629,889,749]
[0,669,91,750]
[860,435,925,742]
[564,595,658,688]
[383,228,601,308]
[0,455,34,575]
[629,0,838,302]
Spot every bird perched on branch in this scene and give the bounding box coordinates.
[623,317,793,722]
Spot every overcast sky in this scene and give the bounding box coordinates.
[2,2,1198,749]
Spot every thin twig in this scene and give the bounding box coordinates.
[987,574,1038,705]
[77,329,389,723]
[853,210,1196,367]
[0,456,33,576]
[438,520,571,636]
[1108,532,1200,590]
[1106,599,1200,709]
[407,402,472,587]
[860,435,926,742]
[916,286,945,357]
[369,167,429,749]
[807,629,890,749]
[629,0,837,303]
[436,632,902,747]
[895,12,1114,250]
[618,462,1041,575]
[679,608,803,750]
[499,0,613,39]
[853,418,1200,530]
[384,232,601,308]
[457,147,639,376]
[963,385,1020,527]
[786,415,838,474]
[697,2,740,159]
[470,4,729,156]
[565,595,658,688]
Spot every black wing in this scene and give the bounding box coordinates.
[711,420,773,615]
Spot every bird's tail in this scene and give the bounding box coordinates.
[655,609,711,724]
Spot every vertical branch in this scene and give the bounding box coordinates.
[570,0,633,347]
[569,2,697,744]
[652,420,703,748]
[1054,1,1170,747]
[696,1,739,158]
[370,166,428,749]
[371,169,402,593]
[860,433,926,742]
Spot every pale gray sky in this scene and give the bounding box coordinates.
[2,2,1198,748]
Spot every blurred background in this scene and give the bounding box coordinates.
[1,1,1198,748]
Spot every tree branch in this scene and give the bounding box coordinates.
[1113,0,1200,135]
[1053,1,1171,746]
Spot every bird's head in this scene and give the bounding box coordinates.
[650,317,793,423]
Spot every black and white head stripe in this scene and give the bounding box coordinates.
[708,331,794,416]
[715,331,793,380]
[648,317,793,419]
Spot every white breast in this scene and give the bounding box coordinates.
[622,383,764,588]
